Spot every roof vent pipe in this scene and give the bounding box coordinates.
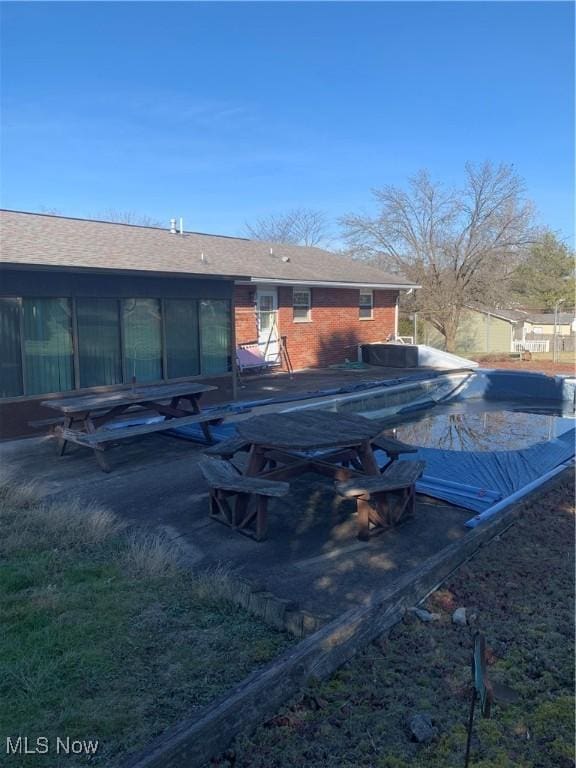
[169,218,177,234]
[179,217,184,236]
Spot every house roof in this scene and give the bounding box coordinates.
[467,304,575,325]
[466,304,526,323]
[523,312,575,325]
[0,210,417,289]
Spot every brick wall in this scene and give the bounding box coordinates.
[233,285,397,370]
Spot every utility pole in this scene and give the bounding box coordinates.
[553,298,565,363]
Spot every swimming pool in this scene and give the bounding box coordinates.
[285,370,575,522]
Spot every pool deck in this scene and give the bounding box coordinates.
[0,366,472,623]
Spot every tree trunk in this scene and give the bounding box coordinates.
[444,331,457,353]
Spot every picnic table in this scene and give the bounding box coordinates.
[202,409,418,540]
[42,381,225,472]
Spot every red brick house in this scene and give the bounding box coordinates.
[0,210,416,436]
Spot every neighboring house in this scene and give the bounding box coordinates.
[423,307,521,355]
[520,313,576,338]
[423,305,575,355]
[0,210,417,437]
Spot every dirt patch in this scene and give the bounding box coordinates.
[232,477,575,767]
[471,356,575,376]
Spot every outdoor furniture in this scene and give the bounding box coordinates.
[204,435,250,460]
[199,458,290,541]
[372,435,418,469]
[203,409,388,539]
[41,382,223,472]
[337,460,426,540]
[236,343,273,375]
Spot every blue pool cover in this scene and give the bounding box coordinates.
[386,429,575,513]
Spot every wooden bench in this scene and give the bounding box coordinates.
[56,409,230,472]
[199,458,290,541]
[371,435,418,468]
[337,460,426,540]
[203,436,250,460]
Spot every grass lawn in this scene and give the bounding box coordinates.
[233,476,575,768]
[0,478,292,767]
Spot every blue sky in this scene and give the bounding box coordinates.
[1,1,574,243]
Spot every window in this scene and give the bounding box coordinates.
[359,291,373,320]
[532,327,543,335]
[22,298,74,395]
[165,299,200,378]
[122,298,163,383]
[0,298,23,397]
[77,298,122,387]
[293,289,311,322]
[0,294,233,399]
[199,300,231,374]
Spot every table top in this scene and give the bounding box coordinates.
[41,381,217,414]
[236,409,385,450]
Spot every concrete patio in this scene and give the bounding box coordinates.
[0,367,472,624]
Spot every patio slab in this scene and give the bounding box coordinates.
[0,418,471,621]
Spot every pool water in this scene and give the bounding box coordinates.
[351,400,574,453]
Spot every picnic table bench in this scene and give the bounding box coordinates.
[41,382,222,472]
[199,458,290,541]
[337,460,426,539]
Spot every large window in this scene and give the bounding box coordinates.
[77,298,122,387]
[293,289,311,322]
[200,300,231,375]
[0,299,23,397]
[0,295,231,398]
[122,299,163,383]
[165,299,200,378]
[22,298,74,395]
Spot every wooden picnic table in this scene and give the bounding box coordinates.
[214,409,415,539]
[42,381,222,472]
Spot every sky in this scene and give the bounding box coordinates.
[1,1,574,244]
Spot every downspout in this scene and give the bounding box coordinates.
[394,293,399,339]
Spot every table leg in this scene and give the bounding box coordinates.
[57,416,72,456]
[356,440,392,530]
[187,394,215,444]
[85,416,111,473]
[357,497,371,541]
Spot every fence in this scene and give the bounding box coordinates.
[512,340,550,353]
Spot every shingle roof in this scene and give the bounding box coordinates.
[0,210,416,288]
[467,304,575,325]
[524,312,575,325]
[466,304,526,323]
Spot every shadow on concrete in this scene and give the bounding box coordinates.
[1,422,470,623]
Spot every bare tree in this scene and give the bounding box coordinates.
[94,208,162,227]
[246,208,330,247]
[341,162,535,351]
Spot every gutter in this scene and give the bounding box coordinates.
[237,277,420,290]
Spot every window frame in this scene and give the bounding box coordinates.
[359,290,374,320]
[292,288,312,323]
